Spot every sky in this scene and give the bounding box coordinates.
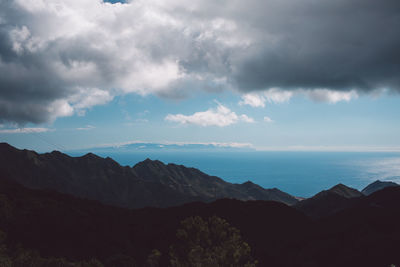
[0,0,399,152]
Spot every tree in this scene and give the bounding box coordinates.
[146,249,161,267]
[169,216,257,267]
[105,254,136,267]
[0,231,11,267]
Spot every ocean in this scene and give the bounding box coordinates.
[71,151,400,197]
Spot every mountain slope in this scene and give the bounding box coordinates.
[133,159,298,205]
[0,177,308,266]
[361,180,398,195]
[294,186,400,267]
[294,183,363,218]
[0,174,399,267]
[328,183,364,198]
[0,143,298,208]
[0,143,197,209]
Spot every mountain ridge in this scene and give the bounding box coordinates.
[0,143,298,208]
[294,183,364,218]
[361,180,398,195]
[0,172,399,266]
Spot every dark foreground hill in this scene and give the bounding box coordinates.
[0,143,298,208]
[294,183,364,218]
[0,177,307,266]
[0,176,400,266]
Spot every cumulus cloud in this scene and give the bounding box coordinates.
[165,104,254,127]
[0,127,51,134]
[239,93,266,108]
[240,88,356,107]
[264,116,274,123]
[304,89,358,103]
[0,0,399,124]
[264,89,294,104]
[239,88,293,107]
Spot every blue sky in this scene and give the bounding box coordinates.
[0,0,400,152]
[2,89,400,152]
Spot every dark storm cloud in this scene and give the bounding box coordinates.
[230,0,400,92]
[0,0,399,124]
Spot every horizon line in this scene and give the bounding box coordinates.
[69,141,400,153]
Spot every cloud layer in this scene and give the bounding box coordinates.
[239,88,358,107]
[0,127,51,134]
[165,104,254,127]
[1,0,399,123]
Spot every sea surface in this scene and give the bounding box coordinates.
[71,151,400,197]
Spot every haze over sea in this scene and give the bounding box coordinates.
[70,151,400,197]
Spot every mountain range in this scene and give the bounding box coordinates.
[0,142,400,266]
[1,143,398,213]
[0,172,399,266]
[0,143,298,208]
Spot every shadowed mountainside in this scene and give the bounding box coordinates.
[0,143,298,208]
[361,180,398,195]
[0,177,308,266]
[133,158,298,204]
[294,183,364,218]
[0,176,399,267]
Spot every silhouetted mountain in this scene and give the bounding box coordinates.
[0,174,399,267]
[294,183,363,218]
[327,183,364,198]
[295,186,400,267]
[362,180,399,195]
[0,176,307,266]
[0,143,298,208]
[133,159,298,205]
[234,180,299,204]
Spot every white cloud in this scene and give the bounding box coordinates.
[305,89,358,103]
[263,116,273,123]
[69,87,113,116]
[239,114,255,123]
[165,104,254,127]
[47,100,74,120]
[76,125,95,131]
[240,88,357,108]
[0,0,398,124]
[264,88,294,103]
[0,127,51,134]
[239,93,266,107]
[239,88,293,108]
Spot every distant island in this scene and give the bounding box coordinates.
[70,141,255,153]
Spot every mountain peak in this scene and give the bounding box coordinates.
[81,152,101,159]
[362,180,398,196]
[50,150,64,156]
[294,183,363,218]
[328,183,363,198]
[0,142,18,152]
[242,181,255,186]
[135,158,165,168]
